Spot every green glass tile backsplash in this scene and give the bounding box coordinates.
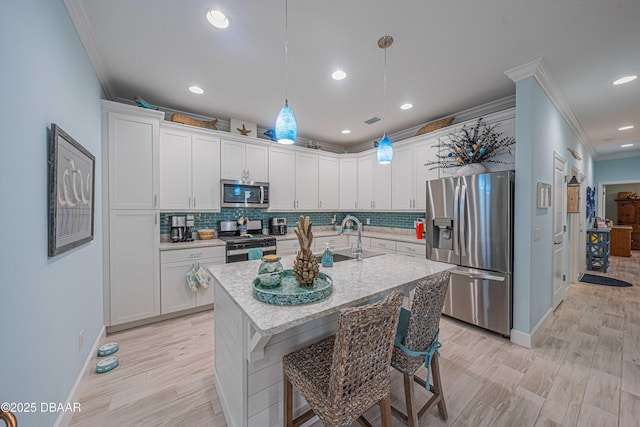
[159,209,421,234]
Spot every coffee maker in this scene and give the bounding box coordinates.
[170,215,186,243]
[184,214,194,242]
[269,217,287,235]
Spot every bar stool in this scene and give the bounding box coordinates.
[390,270,451,427]
[283,290,404,427]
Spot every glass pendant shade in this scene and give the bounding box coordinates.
[377,135,393,164]
[275,101,297,145]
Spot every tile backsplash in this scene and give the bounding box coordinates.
[160,208,421,234]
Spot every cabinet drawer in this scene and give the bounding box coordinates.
[277,238,300,252]
[396,242,425,256]
[315,235,349,251]
[360,237,371,249]
[370,238,396,253]
[161,246,225,263]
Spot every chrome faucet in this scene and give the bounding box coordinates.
[339,215,363,261]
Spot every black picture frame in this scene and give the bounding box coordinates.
[48,124,95,257]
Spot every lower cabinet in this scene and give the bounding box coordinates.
[314,235,350,251]
[370,238,397,253]
[160,246,225,315]
[396,241,426,257]
[276,239,301,256]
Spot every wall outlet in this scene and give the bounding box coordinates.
[366,218,370,225]
[533,227,541,241]
[78,330,84,351]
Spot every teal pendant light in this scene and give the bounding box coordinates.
[377,35,393,164]
[275,0,297,145]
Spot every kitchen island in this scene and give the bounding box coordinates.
[207,252,453,427]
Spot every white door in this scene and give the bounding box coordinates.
[392,145,415,210]
[552,152,567,309]
[191,135,221,210]
[374,162,392,210]
[414,137,441,210]
[245,144,269,182]
[220,139,245,180]
[268,148,296,210]
[357,154,374,209]
[160,260,197,314]
[295,152,319,210]
[160,129,191,210]
[339,158,358,210]
[318,156,340,210]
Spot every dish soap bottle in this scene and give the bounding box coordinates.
[321,243,333,267]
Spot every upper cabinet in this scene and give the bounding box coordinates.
[160,126,221,211]
[105,111,160,210]
[357,154,391,210]
[295,152,319,210]
[268,147,296,210]
[318,156,340,210]
[339,158,357,210]
[221,139,268,182]
[392,136,439,210]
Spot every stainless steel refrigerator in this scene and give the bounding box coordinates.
[426,171,514,336]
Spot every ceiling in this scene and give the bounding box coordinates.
[67,0,640,159]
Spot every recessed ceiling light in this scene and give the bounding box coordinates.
[618,125,635,131]
[400,103,413,110]
[189,86,204,94]
[613,75,637,85]
[341,129,351,134]
[331,70,347,80]
[621,143,634,148]
[206,10,229,29]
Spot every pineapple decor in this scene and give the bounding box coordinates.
[293,216,320,286]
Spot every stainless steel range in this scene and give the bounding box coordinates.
[218,220,277,263]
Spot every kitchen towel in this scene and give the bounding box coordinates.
[248,248,263,260]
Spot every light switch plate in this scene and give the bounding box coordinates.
[534,227,541,241]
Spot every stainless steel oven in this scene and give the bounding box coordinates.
[221,180,269,209]
[218,220,277,263]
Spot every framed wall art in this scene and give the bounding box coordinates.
[537,181,552,209]
[48,124,95,257]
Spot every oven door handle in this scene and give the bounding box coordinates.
[227,246,277,256]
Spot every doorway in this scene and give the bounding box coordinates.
[552,152,567,309]
[569,167,586,283]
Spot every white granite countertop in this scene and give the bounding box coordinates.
[159,239,226,251]
[274,227,426,245]
[207,253,452,335]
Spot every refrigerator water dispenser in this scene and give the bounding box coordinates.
[432,217,453,250]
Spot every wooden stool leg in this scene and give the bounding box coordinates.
[403,374,419,427]
[379,394,392,427]
[284,374,293,427]
[431,354,448,420]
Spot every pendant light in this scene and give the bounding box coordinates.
[377,35,393,164]
[275,0,297,145]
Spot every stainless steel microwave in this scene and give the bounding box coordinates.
[221,180,269,208]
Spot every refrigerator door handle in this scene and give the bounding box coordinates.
[453,184,460,256]
[453,270,506,281]
[460,183,467,257]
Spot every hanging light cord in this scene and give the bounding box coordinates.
[284,0,289,105]
[383,42,387,137]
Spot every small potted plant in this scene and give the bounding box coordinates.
[427,118,515,176]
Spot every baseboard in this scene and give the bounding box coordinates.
[106,304,213,333]
[510,308,553,348]
[54,325,106,427]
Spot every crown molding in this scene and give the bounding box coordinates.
[64,0,117,100]
[505,58,594,156]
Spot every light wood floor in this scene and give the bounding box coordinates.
[71,253,640,427]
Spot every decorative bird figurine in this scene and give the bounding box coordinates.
[264,129,277,142]
[133,96,158,110]
[237,124,252,136]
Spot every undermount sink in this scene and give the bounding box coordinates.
[315,249,384,263]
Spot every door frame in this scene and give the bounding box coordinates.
[569,167,586,283]
[552,152,568,309]
[597,180,640,218]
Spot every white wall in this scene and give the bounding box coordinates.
[0,1,104,425]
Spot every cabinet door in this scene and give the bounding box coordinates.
[374,162,392,210]
[357,154,374,210]
[618,201,637,224]
[192,135,221,210]
[339,158,358,210]
[221,139,245,180]
[392,145,415,210]
[295,152,319,210]
[197,256,225,306]
[314,235,349,251]
[318,156,340,210]
[269,148,296,210]
[160,129,192,210]
[108,112,159,209]
[109,210,160,325]
[245,144,269,182]
[160,260,197,314]
[414,137,440,210]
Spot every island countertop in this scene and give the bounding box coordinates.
[207,253,453,336]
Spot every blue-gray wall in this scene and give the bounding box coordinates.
[594,156,640,184]
[0,1,104,425]
[512,77,594,335]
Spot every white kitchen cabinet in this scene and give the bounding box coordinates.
[392,145,415,210]
[318,156,340,210]
[339,158,358,210]
[413,137,440,210]
[106,111,160,210]
[357,154,391,210]
[109,210,160,325]
[314,235,350,252]
[268,147,296,210]
[370,238,396,254]
[277,239,301,256]
[160,127,221,211]
[396,241,425,257]
[295,152,319,210]
[160,246,225,314]
[221,139,268,182]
